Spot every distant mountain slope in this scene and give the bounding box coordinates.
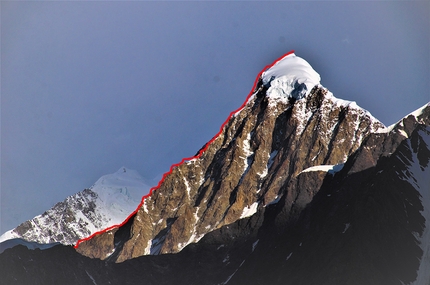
[0,167,150,246]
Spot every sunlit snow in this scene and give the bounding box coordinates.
[90,167,150,226]
[299,163,344,175]
[262,53,320,100]
[240,202,259,219]
[0,167,150,245]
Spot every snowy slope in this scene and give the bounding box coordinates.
[90,167,148,225]
[0,167,150,246]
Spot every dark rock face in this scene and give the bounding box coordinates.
[76,86,385,262]
[229,123,430,285]
[0,214,263,285]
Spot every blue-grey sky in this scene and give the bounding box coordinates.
[1,1,429,234]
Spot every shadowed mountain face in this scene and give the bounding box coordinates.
[1,52,429,284]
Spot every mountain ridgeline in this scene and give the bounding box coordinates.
[1,52,429,285]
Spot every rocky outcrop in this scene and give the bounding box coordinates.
[76,85,385,262]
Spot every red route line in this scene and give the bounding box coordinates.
[74,50,295,249]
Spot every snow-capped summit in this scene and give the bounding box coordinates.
[261,52,321,100]
[90,167,148,225]
[0,167,150,245]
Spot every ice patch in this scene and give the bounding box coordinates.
[183,175,191,196]
[177,207,204,251]
[299,163,344,175]
[240,202,259,219]
[342,223,351,234]
[144,239,152,255]
[258,150,279,179]
[143,199,149,213]
[242,132,254,173]
[85,270,98,285]
[252,239,259,252]
[220,260,246,285]
[223,255,230,263]
[105,248,115,258]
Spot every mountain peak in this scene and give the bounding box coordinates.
[90,167,148,202]
[261,52,321,100]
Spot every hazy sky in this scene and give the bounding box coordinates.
[1,1,429,234]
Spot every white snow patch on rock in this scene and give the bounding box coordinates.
[299,163,344,175]
[240,202,259,219]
